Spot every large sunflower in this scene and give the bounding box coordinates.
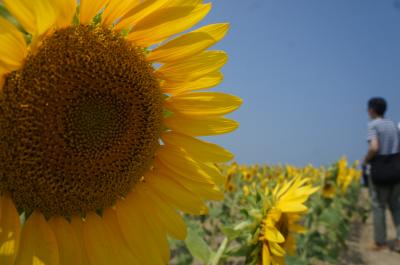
[259,177,318,265]
[0,1,242,264]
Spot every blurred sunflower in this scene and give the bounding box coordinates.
[243,171,253,181]
[226,182,236,193]
[242,185,250,196]
[336,157,353,193]
[322,182,336,199]
[259,178,318,265]
[0,1,241,264]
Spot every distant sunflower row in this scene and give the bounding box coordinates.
[210,157,362,265]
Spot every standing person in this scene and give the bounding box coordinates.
[363,97,400,252]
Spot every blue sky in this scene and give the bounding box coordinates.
[199,0,400,166]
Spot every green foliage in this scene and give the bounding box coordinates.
[169,162,368,265]
[296,182,368,263]
[185,228,214,263]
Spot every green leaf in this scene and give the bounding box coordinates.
[240,208,249,218]
[185,228,214,263]
[220,226,242,240]
[234,220,253,231]
[255,192,262,203]
[226,244,252,257]
[0,5,6,16]
[209,237,228,265]
[286,256,308,265]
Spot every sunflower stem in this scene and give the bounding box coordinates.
[209,237,229,265]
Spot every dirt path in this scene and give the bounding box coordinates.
[358,211,400,265]
[340,189,400,265]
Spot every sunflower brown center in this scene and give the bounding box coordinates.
[276,213,290,239]
[0,25,163,217]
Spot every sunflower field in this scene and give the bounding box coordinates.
[0,1,371,265]
[169,158,368,265]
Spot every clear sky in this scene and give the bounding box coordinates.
[198,0,400,166]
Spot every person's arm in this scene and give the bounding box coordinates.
[363,137,379,165]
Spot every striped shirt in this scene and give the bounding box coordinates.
[367,118,400,155]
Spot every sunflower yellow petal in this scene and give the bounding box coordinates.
[80,0,108,25]
[32,0,58,36]
[165,92,242,116]
[82,213,118,265]
[284,235,297,255]
[102,0,140,26]
[278,180,318,203]
[147,23,229,63]
[0,196,20,265]
[3,0,56,41]
[276,202,308,213]
[116,194,165,265]
[70,217,91,265]
[55,0,76,27]
[267,208,282,224]
[161,71,223,94]
[127,3,211,47]
[281,193,313,206]
[3,0,36,34]
[155,152,215,185]
[132,190,170,263]
[287,213,302,222]
[0,66,6,89]
[280,193,310,204]
[145,171,208,215]
[290,223,307,234]
[157,50,227,82]
[167,0,203,6]
[15,211,59,265]
[165,114,239,136]
[48,217,82,265]
[162,159,224,200]
[154,156,224,200]
[269,242,286,257]
[138,187,187,240]
[157,146,215,185]
[6,0,58,39]
[102,208,141,265]
[263,226,285,243]
[262,244,271,265]
[0,17,27,70]
[176,177,224,201]
[198,162,225,186]
[274,179,295,199]
[115,0,171,30]
[272,255,284,265]
[162,131,234,162]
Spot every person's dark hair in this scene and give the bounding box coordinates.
[368,97,387,116]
